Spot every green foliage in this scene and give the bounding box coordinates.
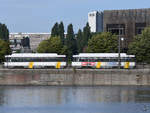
[76,29,83,53]
[58,21,65,44]
[60,45,68,55]
[128,27,150,63]
[37,36,63,54]
[86,32,118,53]
[51,22,59,37]
[82,22,91,51]
[38,22,65,55]
[51,22,65,45]
[49,36,63,54]
[76,22,92,53]
[0,23,9,41]
[16,49,21,53]
[65,24,77,60]
[37,40,50,53]
[0,40,11,62]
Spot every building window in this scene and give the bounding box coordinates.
[89,13,95,17]
[107,24,125,35]
[135,23,146,35]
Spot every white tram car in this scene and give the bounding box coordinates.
[72,53,135,69]
[4,53,66,69]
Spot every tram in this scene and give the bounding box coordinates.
[72,53,135,69]
[4,53,66,69]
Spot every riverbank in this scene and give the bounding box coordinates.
[0,69,150,86]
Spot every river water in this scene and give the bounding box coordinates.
[0,86,150,113]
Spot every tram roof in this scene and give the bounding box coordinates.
[5,53,66,58]
[73,53,135,57]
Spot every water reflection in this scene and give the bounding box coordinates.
[0,86,150,113]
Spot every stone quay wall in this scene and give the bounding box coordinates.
[0,69,150,86]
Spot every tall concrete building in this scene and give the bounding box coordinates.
[88,11,103,32]
[88,8,150,48]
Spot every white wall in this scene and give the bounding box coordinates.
[88,11,97,32]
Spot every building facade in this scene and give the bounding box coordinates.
[88,8,150,48]
[88,11,103,32]
[9,33,50,52]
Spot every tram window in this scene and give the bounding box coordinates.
[95,58,98,62]
[125,57,129,62]
[80,58,85,62]
[113,59,119,62]
[73,58,76,61]
[94,58,98,62]
[45,58,48,61]
[101,59,108,62]
[88,59,92,62]
[5,57,11,62]
[12,58,17,62]
[55,58,60,61]
[120,57,124,62]
[100,58,107,62]
[128,57,135,62]
[120,59,125,62]
[82,59,86,62]
[74,58,79,62]
[79,59,82,62]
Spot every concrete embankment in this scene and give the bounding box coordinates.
[0,69,150,86]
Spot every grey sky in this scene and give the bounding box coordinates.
[0,0,149,33]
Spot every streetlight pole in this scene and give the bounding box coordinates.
[118,28,121,69]
[121,37,124,53]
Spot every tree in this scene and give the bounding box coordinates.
[37,40,50,53]
[37,36,63,54]
[65,24,77,60]
[76,29,83,53]
[0,39,11,62]
[48,36,63,54]
[58,21,65,44]
[0,23,10,62]
[60,45,68,55]
[51,22,59,37]
[82,22,91,51]
[86,32,118,53]
[0,23,9,41]
[128,27,150,63]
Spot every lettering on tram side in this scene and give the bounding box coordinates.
[40,74,72,82]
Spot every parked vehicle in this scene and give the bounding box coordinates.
[4,53,66,69]
[4,53,135,69]
[72,53,135,69]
